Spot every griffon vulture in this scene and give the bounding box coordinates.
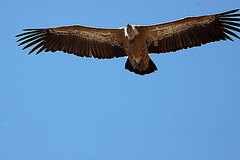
[16,9,240,75]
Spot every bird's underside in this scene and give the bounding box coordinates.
[16,9,240,75]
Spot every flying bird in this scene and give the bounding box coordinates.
[16,9,240,75]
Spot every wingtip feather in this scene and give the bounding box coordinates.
[22,28,44,31]
[218,9,240,15]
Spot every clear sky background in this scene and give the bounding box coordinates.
[1,0,240,159]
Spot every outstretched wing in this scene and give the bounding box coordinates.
[139,9,240,54]
[16,25,127,59]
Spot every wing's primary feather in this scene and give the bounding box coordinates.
[16,25,127,59]
[139,9,240,54]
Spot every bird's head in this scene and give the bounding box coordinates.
[124,23,139,41]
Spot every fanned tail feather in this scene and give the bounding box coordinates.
[125,58,157,75]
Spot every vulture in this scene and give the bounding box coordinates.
[16,9,240,75]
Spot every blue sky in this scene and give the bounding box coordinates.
[1,0,240,159]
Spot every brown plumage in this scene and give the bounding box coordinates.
[16,9,240,75]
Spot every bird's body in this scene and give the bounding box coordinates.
[123,28,152,73]
[16,9,240,75]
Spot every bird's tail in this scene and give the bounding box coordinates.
[125,58,157,75]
